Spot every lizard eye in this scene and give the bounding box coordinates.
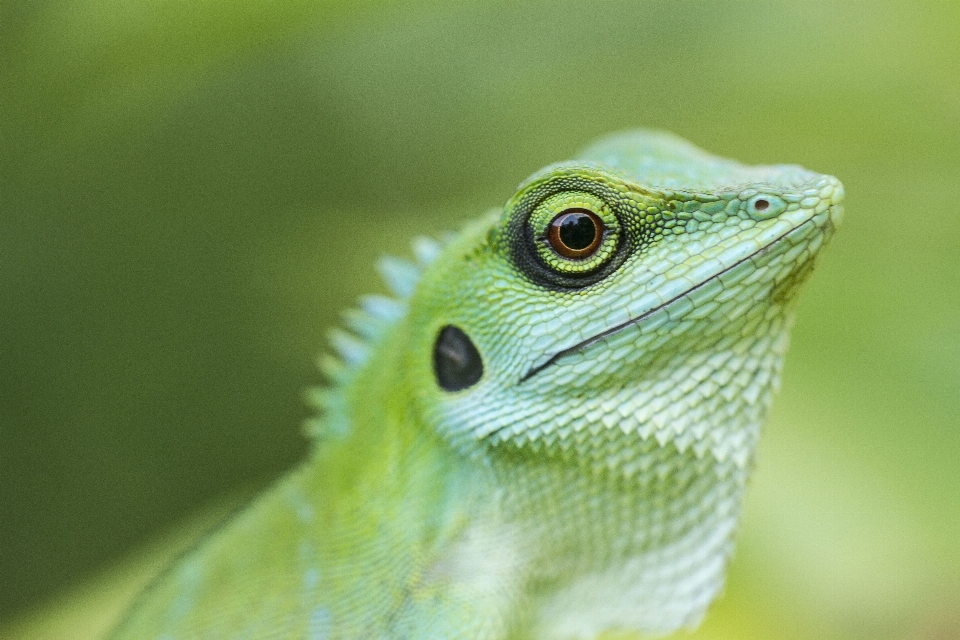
[528,191,620,277]
[547,209,604,259]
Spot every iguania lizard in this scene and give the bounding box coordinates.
[109,130,843,639]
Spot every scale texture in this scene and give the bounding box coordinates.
[109,130,843,640]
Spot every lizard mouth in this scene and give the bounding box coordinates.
[519,218,817,383]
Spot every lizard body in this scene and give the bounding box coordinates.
[109,130,842,640]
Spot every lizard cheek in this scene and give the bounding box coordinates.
[433,325,484,392]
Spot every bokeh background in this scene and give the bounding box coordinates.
[2,0,959,638]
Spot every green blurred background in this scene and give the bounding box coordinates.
[2,0,959,638]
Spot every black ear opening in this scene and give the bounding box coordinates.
[433,325,483,392]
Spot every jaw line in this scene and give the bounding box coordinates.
[518,218,816,384]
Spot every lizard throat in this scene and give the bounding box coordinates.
[518,218,816,384]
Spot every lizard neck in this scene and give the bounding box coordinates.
[482,308,795,638]
[298,319,527,638]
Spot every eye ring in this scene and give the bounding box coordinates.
[547,209,605,259]
[525,190,620,279]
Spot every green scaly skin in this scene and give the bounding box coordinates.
[109,130,843,639]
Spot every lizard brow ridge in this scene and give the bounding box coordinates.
[517,218,815,385]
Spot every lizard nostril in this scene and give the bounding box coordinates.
[746,194,786,219]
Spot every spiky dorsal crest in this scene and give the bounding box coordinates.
[302,235,444,439]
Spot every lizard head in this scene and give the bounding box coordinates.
[407,132,842,472]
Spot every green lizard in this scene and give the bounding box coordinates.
[109,130,842,639]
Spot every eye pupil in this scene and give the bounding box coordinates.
[548,209,604,259]
[558,214,596,249]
